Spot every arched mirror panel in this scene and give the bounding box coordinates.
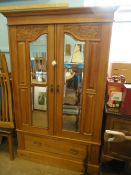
[62,33,85,132]
[29,34,48,129]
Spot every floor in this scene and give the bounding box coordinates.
[0,139,130,175]
[0,141,79,175]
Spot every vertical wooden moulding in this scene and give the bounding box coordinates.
[86,41,100,90]
[17,132,25,150]
[83,94,96,135]
[55,24,64,135]
[47,25,55,135]
[81,42,100,136]
[19,89,29,125]
[25,41,32,126]
[17,42,27,85]
[93,24,113,142]
[90,145,101,165]
[8,26,22,129]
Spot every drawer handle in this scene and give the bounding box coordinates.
[56,85,60,93]
[50,84,54,93]
[33,141,42,146]
[69,148,79,155]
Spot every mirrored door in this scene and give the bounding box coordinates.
[30,34,48,129]
[56,24,88,137]
[56,24,100,139]
[63,34,85,132]
[28,25,55,134]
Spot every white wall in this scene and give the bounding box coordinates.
[0,14,10,71]
[0,0,66,6]
[0,0,84,50]
[0,0,84,71]
[0,14,9,51]
[0,0,84,7]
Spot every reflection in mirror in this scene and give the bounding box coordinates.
[30,34,48,128]
[63,34,85,132]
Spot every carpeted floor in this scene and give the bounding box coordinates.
[0,140,130,175]
[0,142,79,175]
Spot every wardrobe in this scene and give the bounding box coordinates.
[2,6,116,174]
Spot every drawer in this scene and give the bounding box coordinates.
[24,134,87,159]
[106,117,131,135]
[104,116,131,160]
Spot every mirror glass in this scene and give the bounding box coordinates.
[30,34,48,128]
[62,34,85,132]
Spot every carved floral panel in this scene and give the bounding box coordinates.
[64,24,101,40]
[16,25,48,41]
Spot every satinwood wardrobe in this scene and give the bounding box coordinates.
[2,6,116,174]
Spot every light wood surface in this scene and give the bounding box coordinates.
[2,7,117,174]
[0,3,68,12]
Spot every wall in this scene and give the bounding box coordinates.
[0,14,10,71]
[0,0,84,71]
[0,0,67,6]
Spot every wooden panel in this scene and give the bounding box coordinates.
[8,15,115,26]
[24,134,87,160]
[16,25,48,41]
[55,24,64,135]
[86,42,100,90]
[64,24,101,41]
[111,118,131,134]
[106,141,131,159]
[18,149,83,172]
[83,93,96,135]
[17,149,99,174]
[81,42,100,135]
[92,24,113,142]
[17,42,27,85]
[9,27,23,129]
[0,3,68,12]
[17,132,25,150]
[47,25,55,135]
[19,89,29,124]
[90,145,100,164]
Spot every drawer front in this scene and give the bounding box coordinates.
[104,116,131,159]
[108,141,131,158]
[24,135,87,159]
[106,117,131,135]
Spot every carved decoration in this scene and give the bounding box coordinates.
[64,24,101,40]
[16,25,48,41]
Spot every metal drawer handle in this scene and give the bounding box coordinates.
[33,141,42,146]
[69,148,79,155]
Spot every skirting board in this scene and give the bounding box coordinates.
[17,149,100,175]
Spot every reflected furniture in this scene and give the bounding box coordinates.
[2,7,116,174]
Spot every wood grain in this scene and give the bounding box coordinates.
[4,7,116,174]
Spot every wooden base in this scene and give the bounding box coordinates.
[17,149,100,175]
